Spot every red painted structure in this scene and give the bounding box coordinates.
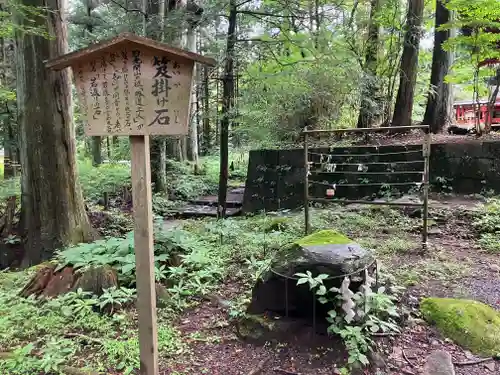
[453,24,500,127]
[454,99,500,127]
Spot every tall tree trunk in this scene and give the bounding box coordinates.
[391,0,424,128]
[86,5,102,166]
[16,0,96,265]
[202,64,210,154]
[218,0,236,219]
[186,24,199,164]
[91,137,102,165]
[150,0,168,193]
[357,0,380,128]
[423,0,453,133]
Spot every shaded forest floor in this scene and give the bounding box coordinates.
[1,195,499,374]
[164,199,500,375]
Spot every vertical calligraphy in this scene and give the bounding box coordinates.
[132,49,145,129]
[89,59,102,122]
[121,49,132,131]
[149,55,172,127]
[99,55,113,133]
[110,52,122,132]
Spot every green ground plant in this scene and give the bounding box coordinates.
[472,198,500,252]
[0,206,421,373]
[296,268,402,371]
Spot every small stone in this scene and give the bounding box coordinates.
[463,350,474,359]
[428,228,442,236]
[489,264,500,273]
[368,351,386,369]
[390,346,403,361]
[423,350,455,375]
[484,361,496,372]
[408,317,426,327]
[408,295,419,306]
[431,339,440,347]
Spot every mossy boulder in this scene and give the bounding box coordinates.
[274,229,375,276]
[247,229,375,321]
[421,298,500,356]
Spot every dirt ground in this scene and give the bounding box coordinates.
[162,198,500,375]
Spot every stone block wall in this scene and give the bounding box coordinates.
[242,141,500,213]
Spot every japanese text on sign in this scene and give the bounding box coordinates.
[74,45,193,136]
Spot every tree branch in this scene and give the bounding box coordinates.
[106,0,147,17]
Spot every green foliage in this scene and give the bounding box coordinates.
[55,224,180,285]
[78,160,131,201]
[239,52,362,145]
[296,270,401,370]
[0,272,183,374]
[0,177,20,200]
[472,198,500,252]
[166,160,216,200]
[443,0,500,96]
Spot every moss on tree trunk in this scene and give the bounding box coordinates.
[16,0,96,266]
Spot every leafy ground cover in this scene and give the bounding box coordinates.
[0,196,499,374]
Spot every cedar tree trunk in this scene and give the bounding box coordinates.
[218,0,237,218]
[16,0,95,265]
[392,0,424,128]
[423,0,453,133]
[357,0,381,128]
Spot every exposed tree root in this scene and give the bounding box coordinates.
[246,357,271,375]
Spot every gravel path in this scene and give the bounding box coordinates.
[461,276,500,310]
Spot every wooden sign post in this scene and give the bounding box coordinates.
[46,33,215,375]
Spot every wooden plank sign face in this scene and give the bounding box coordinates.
[74,43,193,136]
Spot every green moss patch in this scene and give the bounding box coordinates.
[294,229,352,247]
[421,298,500,356]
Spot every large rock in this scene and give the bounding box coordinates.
[421,298,500,356]
[247,230,376,320]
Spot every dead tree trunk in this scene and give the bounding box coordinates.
[218,0,237,219]
[391,0,424,128]
[16,0,96,265]
[423,0,453,133]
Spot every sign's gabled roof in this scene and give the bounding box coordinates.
[45,32,217,70]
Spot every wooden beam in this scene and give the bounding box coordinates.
[130,135,158,375]
[45,32,217,70]
[309,197,424,207]
[302,125,429,134]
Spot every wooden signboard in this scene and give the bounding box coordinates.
[46,33,216,136]
[46,33,216,375]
